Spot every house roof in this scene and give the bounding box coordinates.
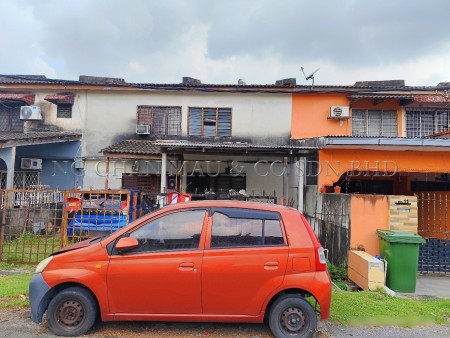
[102,140,316,157]
[1,74,449,94]
[0,131,82,148]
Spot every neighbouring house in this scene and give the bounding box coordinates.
[0,76,82,189]
[291,79,450,272]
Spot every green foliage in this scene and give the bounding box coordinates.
[328,263,348,281]
[331,290,450,326]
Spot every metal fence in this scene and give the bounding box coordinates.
[417,192,450,275]
[0,189,133,264]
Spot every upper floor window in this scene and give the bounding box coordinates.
[211,208,284,248]
[352,109,397,137]
[406,108,450,138]
[188,107,231,137]
[0,102,23,132]
[57,104,72,118]
[137,106,181,136]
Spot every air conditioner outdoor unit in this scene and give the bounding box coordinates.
[20,106,43,120]
[21,158,42,170]
[329,106,350,119]
[136,124,151,135]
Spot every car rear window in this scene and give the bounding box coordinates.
[211,208,284,248]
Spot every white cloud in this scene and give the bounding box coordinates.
[0,0,449,86]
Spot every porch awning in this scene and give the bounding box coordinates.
[0,93,35,105]
[349,93,413,105]
[101,140,317,158]
[44,93,74,105]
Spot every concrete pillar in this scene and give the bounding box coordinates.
[6,147,16,189]
[298,158,306,213]
[160,153,167,205]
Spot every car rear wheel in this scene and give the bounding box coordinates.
[46,287,97,337]
[269,295,317,338]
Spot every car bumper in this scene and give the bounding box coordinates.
[29,273,51,323]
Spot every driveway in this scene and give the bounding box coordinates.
[1,307,449,338]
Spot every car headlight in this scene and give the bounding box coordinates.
[35,256,53,273]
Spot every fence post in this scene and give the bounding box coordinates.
[0,191,6,261]
[61,191,69,247]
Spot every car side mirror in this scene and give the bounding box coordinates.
[115,237,139,252]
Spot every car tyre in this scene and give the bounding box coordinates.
[46,287,97,337]
[269,295,317,338]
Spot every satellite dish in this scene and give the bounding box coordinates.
[301,67,320,88]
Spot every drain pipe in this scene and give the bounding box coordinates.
[381,258,396,297]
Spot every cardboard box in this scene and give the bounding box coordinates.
[348,250,385,291]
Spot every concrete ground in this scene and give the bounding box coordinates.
[406,275,450,299]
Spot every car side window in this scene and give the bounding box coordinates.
[211,209,284,248]
[128,210,206,252]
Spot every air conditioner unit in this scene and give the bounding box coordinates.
[329,106,350,119]
[21,158,42,170]
[20,106,43,120]
[136,124,151,135]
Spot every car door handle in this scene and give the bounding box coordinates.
[264,261,279,270]
[179,262,195,272]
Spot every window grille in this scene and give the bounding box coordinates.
[137,106,181,136]
[13,171,40,189]
[352,109,397,137]
[406,108,450,138]
[57,104,72,118]
[0,102,24,132]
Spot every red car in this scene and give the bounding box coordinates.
[29,201,331,338]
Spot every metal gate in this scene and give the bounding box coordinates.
[417,192,450,274]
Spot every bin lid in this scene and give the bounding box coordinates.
[376,229,426,244]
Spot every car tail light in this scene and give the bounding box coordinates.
[316,246,328,271]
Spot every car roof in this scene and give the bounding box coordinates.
[160,200,296,213]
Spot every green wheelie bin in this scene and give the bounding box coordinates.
[376,229,425,293]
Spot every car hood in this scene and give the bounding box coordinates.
[52,237,102,255]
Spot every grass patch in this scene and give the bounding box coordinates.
[331,290,450,327]
[0,273,32,308]
[1,233,62,263]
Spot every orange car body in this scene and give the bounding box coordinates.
[30,201,331,328]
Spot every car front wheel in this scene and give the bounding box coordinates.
[46,287,97,337]
[268,295,318,338]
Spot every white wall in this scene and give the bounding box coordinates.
[82,90,292,157]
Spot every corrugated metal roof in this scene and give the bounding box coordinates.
[0,131,81,143]
[102,140,316,155]
[1,74,448,92]
[349,94,413,99]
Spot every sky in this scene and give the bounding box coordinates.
[1,0,449,86]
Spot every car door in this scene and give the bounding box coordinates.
[106,209,207,314]
[202,208,289,315]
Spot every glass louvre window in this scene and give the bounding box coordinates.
[351,109,397,137]
[137,106,182,136]
[406,109,450,138]
[188,107,232,137]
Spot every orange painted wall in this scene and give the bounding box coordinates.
[318,149,450,187]
[292,94,350,139]
[291,95,403,139]
[350,195,389,256]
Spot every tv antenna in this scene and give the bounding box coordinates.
[301,67,320,89]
